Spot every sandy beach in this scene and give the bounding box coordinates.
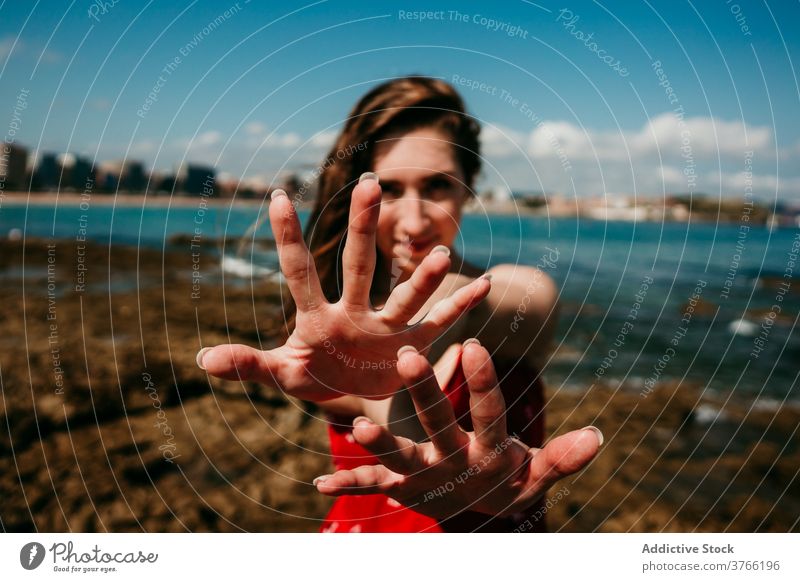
[1,238,797,532]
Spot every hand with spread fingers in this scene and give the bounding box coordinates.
[196,174,491,402]
[313,340,603,519]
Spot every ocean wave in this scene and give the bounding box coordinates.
[728,318,759,336]
[220,255,277,279]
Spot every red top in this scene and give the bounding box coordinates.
[320,352,547,533]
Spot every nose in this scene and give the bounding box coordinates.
[398,191,429,237]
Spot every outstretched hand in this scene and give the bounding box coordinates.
[197,174,491,401]
[314,341,603,519]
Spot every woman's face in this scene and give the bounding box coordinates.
[371,127,468,281]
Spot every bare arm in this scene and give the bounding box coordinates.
[465,264,560,369]
[317,265,559,420]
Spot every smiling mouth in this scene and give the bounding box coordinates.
[399,236,436,255]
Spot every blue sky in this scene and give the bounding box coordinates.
[1,0,799,198]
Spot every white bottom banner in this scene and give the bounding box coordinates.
[1,533,797,580]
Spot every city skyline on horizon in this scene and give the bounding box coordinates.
[6,139,799,207]
[1,1,799,200]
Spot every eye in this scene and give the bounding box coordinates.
[380,182,403,199]
[423,177,456,200]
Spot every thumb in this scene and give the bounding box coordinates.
[197,344,283,387]
[525,426,603,491]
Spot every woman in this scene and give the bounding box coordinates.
[197,76,602,532]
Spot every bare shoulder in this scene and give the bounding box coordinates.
[485,263,559,315]
[460,263,560,365]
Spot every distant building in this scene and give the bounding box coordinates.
[491,186,513,203]
[154,172,176,194]
[238,176,269,199]
[512,190,547,209]
[213,173,238,198]
[546,194,579,216]
[97,160,148,193]
[96,161,121,191]
[0,142,28,191]
[32,152,60,190]
[123,161,147,192]
[70,156,95,191]
[275,172,301,198]
[178,164,216,196]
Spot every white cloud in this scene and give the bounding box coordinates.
[114,114,796,198]
[779,140,800,161]
[643,113,772,157]
[528,120,597,159]
[519,113,774,163]
[659,165,685,188]
[310,130,337,149]
[475,113,796,196]
[0,35,61,63]
[480,123,528,157]
[130,139,158,157]
[267,131,301,149]
[195,130,222,147]
[169,131,225,166]
[0,36,20,60]
[88,98,111,112]
[244,121,267,135]
[714,170,800,194]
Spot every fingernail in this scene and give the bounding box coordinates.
[431,245,450,257]
[352,416,373,428]
[582,426,604,447]
[270,188,287,200]
[462,338,481,348]
[359,172,379,184]
[479,273,492,282]
[313,475,332,486]
[397,345,418,359]
[196,347,212,370]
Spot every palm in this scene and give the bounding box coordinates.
[315,342,603,519]
[199,176,490,401]
[273,302,443,400]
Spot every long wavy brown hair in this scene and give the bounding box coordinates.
[276,75,482,338]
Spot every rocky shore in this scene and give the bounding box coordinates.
[1,239,797,532]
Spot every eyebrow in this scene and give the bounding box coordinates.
[380,171,459,184]
[423,172,457,180]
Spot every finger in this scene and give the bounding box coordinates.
[397,347,468,454]
[351,416,425,475]
[314,464,402,497]
[380,247,451,325]
[523,427,603,496]
[460,340,508,447]
[197,344,282,386]
[340,173,382,307]
[269,189,325,311]
[418,274,491,331]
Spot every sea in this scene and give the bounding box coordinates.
[3,200,799,404]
